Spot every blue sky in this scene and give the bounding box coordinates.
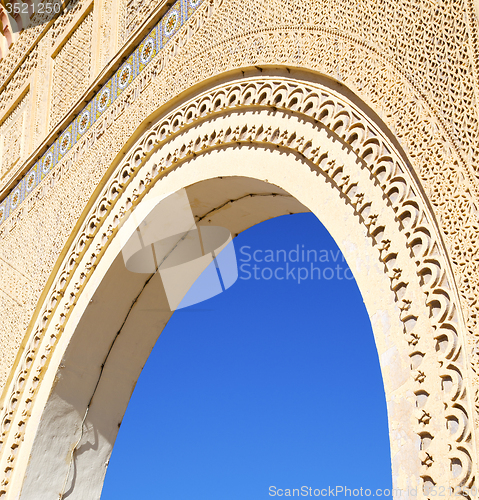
[101,212,392,499]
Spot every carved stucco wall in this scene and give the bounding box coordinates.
[2,69,477,496]
[49,9,93,131]
[0,0,478,495]
[120,0,163,43]
[0,91,29,180]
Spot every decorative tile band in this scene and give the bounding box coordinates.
[0,0,205,228]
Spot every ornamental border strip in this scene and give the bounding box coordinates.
[0,0,205,227]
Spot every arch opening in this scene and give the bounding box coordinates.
[18,168,410,500]
[3,72,474,499]
[101,211,393,500]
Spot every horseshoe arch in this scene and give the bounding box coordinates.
[0,70,476,499]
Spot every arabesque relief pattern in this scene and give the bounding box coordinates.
[99,0,114,67]
[0,0,88,164]
[0,49,36,117]
[0,77,475,497]
[0,3,53,79]
[49,9,93,131]
[120,0,162,43]
[0,0,80,93]
[0,91,29,179]
[0,0,478,496]
[49,0,84,44]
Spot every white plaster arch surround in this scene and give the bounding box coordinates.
[1,74,476,498]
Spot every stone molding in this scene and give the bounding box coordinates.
[0,75,476,497]
[0,0,478,496]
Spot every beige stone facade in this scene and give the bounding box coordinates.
[0,0,479,498]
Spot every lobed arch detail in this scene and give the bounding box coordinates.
[0,75,476,498]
